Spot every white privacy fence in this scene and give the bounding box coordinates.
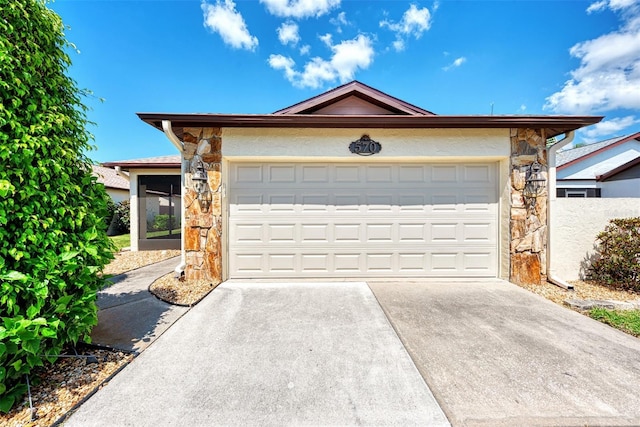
[550,198,640,281]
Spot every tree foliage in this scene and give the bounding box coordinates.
[0,0,114,412]
[589,218,640,292]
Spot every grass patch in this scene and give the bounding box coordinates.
[109,233,130,251]
[589,307,640,337]
[108,229,181,252]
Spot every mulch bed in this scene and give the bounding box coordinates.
[0,250,202,427]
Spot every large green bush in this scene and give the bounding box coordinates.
[0,0,113,412]
[589,218,640,292]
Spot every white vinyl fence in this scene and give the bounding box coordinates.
[550,198,640,281]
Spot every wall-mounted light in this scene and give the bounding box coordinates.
[523,160,546,207]
[191,156,211,212]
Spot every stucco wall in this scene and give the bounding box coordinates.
[107,188,129,204]
[550,198,640,280]
[222,128,510,160]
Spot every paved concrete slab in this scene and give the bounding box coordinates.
[91,257,188,353]
[67,282,450,426]
[370,279,640,427]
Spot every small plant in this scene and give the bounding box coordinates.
[589,218,640,292]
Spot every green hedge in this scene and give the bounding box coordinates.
[589,218,640,292]
[0,0,113,412]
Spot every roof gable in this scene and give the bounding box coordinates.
[597,156,640,181]
[273,81,434,116]
[557,132,640,169]
[556,132,640,180]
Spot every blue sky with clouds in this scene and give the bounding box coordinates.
[50,0,640,162]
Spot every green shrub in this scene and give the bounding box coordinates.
[150,214,179,232]
[589,218,640,292]
[0,0,113,412]
[113,200,130,234]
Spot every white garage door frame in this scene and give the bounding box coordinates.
[224,159,504,279]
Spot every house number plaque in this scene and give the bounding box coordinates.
[349,135,381,156]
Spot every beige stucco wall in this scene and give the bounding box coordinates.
[550,198,640,280]
[222,128,510,161]
[106,188,129,204]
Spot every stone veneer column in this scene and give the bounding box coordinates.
[182,127,222,283]
[510,128,548,285]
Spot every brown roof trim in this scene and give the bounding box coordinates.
[137,113,603,139]
[596,156,640,181]
[273,81,435,116]
[557,132,640,171]
[102,161,180,169]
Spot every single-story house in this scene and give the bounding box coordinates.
[93,164,130,203]
[102,156,181,250]
[556,132,640,197]
[109,81,602,285]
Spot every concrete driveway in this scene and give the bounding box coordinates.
[65,281,449,426]
[370,279,640,427]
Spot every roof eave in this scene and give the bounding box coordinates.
[101,161,180,169]
[137,113,603,139]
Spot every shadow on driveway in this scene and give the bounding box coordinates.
[91,257,187,353]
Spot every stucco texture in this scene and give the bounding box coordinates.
[550,198,640,281]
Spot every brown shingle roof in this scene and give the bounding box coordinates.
[102,155,181,169]
[92,165,129,190]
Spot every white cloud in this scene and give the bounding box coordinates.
[442,56,466,71]
[201,0,258,50]
[545,0,640,114]
[520,104,527,112]
[393,40,405,52]
[269,34,374,88]
[268,54,297,80]
[330,11,349,32]
[380,4,433,51]
[299,44,311,55]
[278,21,300,46]
[260,0,341,18]
[331,34,374,81]
[587,0,608,13]
[581,115,639,140]
[319,33,333,47]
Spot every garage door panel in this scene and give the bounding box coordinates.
[229,162,498,278]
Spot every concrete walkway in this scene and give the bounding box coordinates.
[92,257,188,353]
[370,279,640,427]
[66,281,450,426]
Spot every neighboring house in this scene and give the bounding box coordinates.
[102,156,181,250]
[556,132,640,197]
[109,81,601,285]
[92,164,129,203]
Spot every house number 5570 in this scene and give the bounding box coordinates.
[349,135,382,156]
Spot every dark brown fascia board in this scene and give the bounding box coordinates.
[137,113,603,138]
[596,155,640,181]
[557,132,640,171]
[273,81,434,116]
[101,161,180,169]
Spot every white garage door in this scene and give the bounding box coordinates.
[228,162,498,278]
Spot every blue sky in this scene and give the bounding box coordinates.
[50,0,640,163]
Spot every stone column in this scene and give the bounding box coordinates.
[182,127,222,283]
[510,128,548,285]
